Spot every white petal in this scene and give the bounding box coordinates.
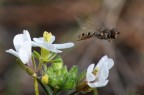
[23,41,32,58]
[5,49,19,58]
[19,47,30,64]
[50,35,55,43]
[23,30,31,41]
[98,58,114,70]
[53,42,74,49]
[86,73,96,82]
[107,59,114,69]
[31,41,42,47]
[13,34,24,51]
[86,64,95,81]
[13,30,31,52]
[33,37,44,44]
[96,55,108,69]
[44,43,62,53]
[18,41,31,64]
[88,80,109,88]
[87,64,95,75]
[98,66,109,80]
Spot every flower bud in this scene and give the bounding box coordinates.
[41,74,49,85]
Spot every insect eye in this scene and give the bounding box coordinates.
[117,31,120,34]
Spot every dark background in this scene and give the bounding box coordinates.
[0,0,144,95]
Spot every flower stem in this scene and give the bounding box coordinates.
[33,74,39,95]
[32,56,37,70]
[93,89,98,95]
[16,59,34,75]
[37,60,43,71]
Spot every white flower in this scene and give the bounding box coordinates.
[32,32,74,53]
[6,30,32,64]
[86,55,114,88]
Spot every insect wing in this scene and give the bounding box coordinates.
[75,15,101,33]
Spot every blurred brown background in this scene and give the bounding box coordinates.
[0,0,144,95]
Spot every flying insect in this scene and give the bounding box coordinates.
[78,28,120,41]
[76,16,120,41]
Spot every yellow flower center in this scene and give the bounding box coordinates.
[43,31,52,42]
[93,67,99,75]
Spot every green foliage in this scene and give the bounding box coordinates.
[77,70,86,84]
[47,52,58,61]
[46,59,79,91]
[33,50,40,59]
[61,66,78,90]
[40,48,50,62]
[51,55,63,71]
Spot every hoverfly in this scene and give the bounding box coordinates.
[78,28,120,41]
[76,16,120,41]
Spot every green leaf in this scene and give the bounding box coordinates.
[77,70,86,84]
[51,55,63,71]
[48,52,57,61]
[62,78,76,90]
[61,66,79,90]
[61,66,68,75]
[33,50,40,59]
[69,66,78,77]
[53,55,63,63]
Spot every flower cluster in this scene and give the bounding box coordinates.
[6,30,114,95]
[6,30,74,64]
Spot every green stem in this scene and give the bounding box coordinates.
[32,56,37,70]
[93,89,98,95]
[16,59,34,76]
[36,60,43,72]
[36,78,50,95]
[33,74,39,95]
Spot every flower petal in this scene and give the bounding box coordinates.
[53,42,74,49]
[86,64,96,81]
[13,34,24,51]
[23,30,31,41]
[7,30,32,64]
[23,41,32,58]
[97,66,109,80]
[107,59,114,69]
[96,55,108,69]
[33,37,44,44]
[13,30,31,52]
[86,73,96,82]
[44,43,62,53]
[88,79,109,88]
[19,48,30,64]
[5,49,19,57]
[31,41,41,47]
[50,35,55,43]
